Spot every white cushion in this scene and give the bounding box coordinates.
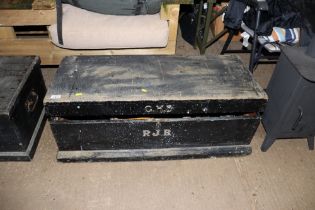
[48,4,169,49]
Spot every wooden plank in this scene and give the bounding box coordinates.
[0,0,33,9]
[161,4,178,21]
[56,145,252,162]
[166,4,179,54]
[0,39,177,65]
[50,116,259,151]
[0,4,179,26]
[45,55,267,103]
[0,27,16,39]
[43,55,267,116]
[0,4,179,62]
[160,4,179,55]
[32,0,55,10]
[45,98,265,117]
[0,9,56,26]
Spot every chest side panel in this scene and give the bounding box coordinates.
[0,115,23,151]
[0,56,38,116]
[50,116,260,151]
[0,56,46,152]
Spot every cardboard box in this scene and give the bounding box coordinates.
[210,3,241,41]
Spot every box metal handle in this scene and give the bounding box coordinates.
[25,89,39,113]
[291,106,303,131]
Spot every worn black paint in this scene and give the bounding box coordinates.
[45,55,267,117]
[57,145,252,162]
[46,99,266,117]
[51,116,260,151]
[0,56,46,161]
[45,55,267,161]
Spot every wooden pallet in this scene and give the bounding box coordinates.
[32,0,55,9]
[0,0,54,9]
[0,3,180,65]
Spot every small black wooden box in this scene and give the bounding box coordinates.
[44,55,267,162]
[0,56,46,161]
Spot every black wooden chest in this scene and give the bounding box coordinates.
[0,56,46,161]
[44,55,267,162]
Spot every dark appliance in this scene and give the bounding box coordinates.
[262,38,315,151]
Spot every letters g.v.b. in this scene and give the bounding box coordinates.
[144,105,174,113]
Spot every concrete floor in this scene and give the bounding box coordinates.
[0,31,315,210]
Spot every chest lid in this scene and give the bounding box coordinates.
[0,56,40,118]
[44,55,267,117]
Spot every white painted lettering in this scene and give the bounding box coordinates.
[156,105,164,111]
[144,105,152,113]
[166,105,174,113]
[152,130,160,137]
[143,130,151,137]
[142,129,172,137]
[164,129,172,136]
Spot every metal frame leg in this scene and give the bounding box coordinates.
[200,1,214,54]
[307,136,314,150]
[194,2,204,49]
[56,0,63,45]
[194,0,216,54]
[220,30,234,55]
[261,134,276,152]
[249,9,261,73]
